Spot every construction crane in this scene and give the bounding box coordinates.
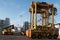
[26,2,58,39]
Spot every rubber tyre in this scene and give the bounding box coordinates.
[31,35,36,39]
[38,35,42,39]
[53,36,57,39]
[5,32,8,35]
[48,36,52,39]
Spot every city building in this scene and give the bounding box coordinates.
[5,18,10,27]
[21,21,30,32]
[0,18,10,31]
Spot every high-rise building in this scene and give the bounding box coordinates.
[22,21,30,32]
[0,18,10,29]
[0,20,5,31]
[5,18,10,27]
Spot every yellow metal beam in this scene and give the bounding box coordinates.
[52,6,54,28]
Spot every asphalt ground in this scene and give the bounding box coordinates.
[0,35,60,40]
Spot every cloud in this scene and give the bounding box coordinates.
[18,11,27,18]
[54,3,60,14]
[20,24,23,27]
[54,3,60,10]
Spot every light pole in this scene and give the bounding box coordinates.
[19,14,23,32]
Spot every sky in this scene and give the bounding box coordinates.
[0,0,60,27]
